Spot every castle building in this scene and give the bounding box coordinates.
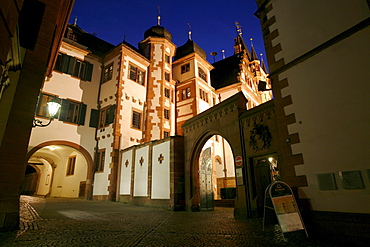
[26,16,271,209]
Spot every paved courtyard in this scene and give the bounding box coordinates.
[0,196,330,246]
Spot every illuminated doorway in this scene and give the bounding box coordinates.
[198,135,236,211]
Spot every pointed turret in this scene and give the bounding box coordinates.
[260,53,268,73]
[249,38,258,61]
[234,22,249,55]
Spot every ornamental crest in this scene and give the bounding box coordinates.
[250,123,272,151]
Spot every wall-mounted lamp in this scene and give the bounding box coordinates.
[33,97,61,127]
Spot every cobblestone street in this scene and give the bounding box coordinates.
[0,196,330,246]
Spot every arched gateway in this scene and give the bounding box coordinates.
[182,92,279,219]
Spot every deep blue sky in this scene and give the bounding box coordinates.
[69,0,266,65]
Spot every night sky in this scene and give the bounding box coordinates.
[69,0,266,65]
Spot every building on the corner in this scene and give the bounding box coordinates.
[254,0,370,245]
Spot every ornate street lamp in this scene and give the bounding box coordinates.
[33,97,61,127]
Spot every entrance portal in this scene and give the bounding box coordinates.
[198,136,236,211]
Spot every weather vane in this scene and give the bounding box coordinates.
[188,22,192,40]
[157,6,161,26]
[235,22,242,36]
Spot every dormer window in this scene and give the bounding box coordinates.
[66,28,77,42]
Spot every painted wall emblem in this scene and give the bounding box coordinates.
[250,123,272,151]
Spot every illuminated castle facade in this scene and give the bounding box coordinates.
[26,18,271,207]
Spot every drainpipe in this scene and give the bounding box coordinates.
[89,63,104,200]
[174,80,179,136]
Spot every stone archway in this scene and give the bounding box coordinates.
[182,92,252,219]
[26,141,94,199]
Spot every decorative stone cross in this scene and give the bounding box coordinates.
[139,157,144,166]
[158,153,164,164]
[125,160,129,168]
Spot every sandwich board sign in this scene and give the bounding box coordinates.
[263,181,308,237]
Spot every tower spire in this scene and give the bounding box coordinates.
[235,22,242,36]
[233,21,250,57]
[157,6,161,26]
[260,53,268,73]
[250,38,258,61]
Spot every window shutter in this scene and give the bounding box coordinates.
[107,104,116,124]
[67,56,75,75]
[61,54,70,73]
[89,109,99,128]
[54,54,62,72]
[59,99,69,121]
[85,63,93,81]
[78,103,87,125]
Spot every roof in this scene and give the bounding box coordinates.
[144,25,172,41]
[66,24,115,56]
[174,39,207,61]
[210,53,243,89]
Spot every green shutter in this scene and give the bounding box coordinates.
[59,99,69,121]
[54,54,62,72]
[78,103,87,125]
[89,109,99,128]
[107,104,116,124]
[61,54,69,73]
[67,56,75,75]
[85,63,93,81]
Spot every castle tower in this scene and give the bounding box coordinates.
[172,29,215,135]
[139,17,176,142]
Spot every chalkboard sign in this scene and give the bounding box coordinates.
[264,181,308,237]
